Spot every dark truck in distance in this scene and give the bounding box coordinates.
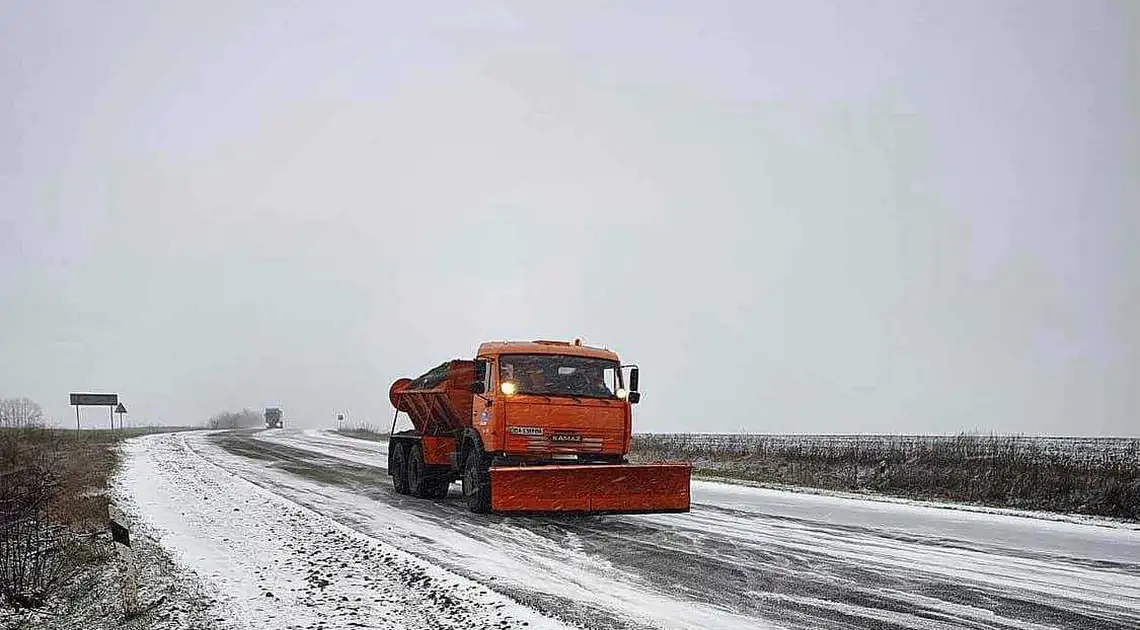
[264,407,283,429]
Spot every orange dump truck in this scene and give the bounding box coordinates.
[386,339,691,514]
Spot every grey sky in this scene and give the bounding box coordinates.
[2,1,1136,435]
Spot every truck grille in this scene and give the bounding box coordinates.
[522,431,609,453]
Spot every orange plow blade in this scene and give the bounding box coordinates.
[490,463,692,513]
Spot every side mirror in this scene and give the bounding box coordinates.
[628,391,641,404]
[629,367,639,392]
[471,381,486,395]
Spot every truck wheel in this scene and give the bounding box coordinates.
[462,446,491,513]
[408,443,427,498]
[390,443,410,495]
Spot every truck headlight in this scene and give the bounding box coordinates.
[616,388,629,400]
[500,381,518,396]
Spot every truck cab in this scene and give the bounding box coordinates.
[468,340,640,466]
[264,407,283,429]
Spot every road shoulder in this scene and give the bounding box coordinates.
[115,432,565,630]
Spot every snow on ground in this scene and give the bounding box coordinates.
[118,432,568,630]
[684,479,1140,567]
[117,429,1140,629]
[256,429,1140,566]
[256,428,389,469]
[0,526,223,630]
[258,428,1139,531]
[689,474,1140,530]
[208,432,767,629]
[242,429,1140,629]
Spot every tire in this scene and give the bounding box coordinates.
[462,443,491,513]
[390,443,409,495]
[408,443,427,498]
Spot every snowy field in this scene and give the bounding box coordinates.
[637,433,1140,463]
[115,430,1140,629]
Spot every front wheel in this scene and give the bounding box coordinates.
[462,448,491,513]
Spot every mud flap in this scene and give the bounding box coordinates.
[489,463,692,513]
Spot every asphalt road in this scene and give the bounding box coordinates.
[193,429,1140,630]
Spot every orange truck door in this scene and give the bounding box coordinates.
[472,357,500,451]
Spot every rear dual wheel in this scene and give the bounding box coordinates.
[392,441,454,500]
[407,444,453,499]
[390,443,410,495]
[407,444,427,497]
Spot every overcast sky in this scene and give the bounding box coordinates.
[2,1,1136,435]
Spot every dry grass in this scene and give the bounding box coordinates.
[332,422,387,442]
[631,433,1140,520]
[0,429,108,608]
[0,426,196,610]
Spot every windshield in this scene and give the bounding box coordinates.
[499,354,621,399]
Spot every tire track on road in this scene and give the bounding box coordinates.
[206,430,1140,630]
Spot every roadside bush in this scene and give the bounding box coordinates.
[206,408,263,429]
[0,429,98,609]
[334,421,386,441]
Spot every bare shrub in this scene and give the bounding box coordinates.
[0,398,44,430]
[206,408,263,429]
[334,421,386,441]
[0,429,92,609]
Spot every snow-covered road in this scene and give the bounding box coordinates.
[120,429,1140,629]
[118,432,567,630]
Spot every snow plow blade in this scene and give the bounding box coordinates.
[490,463,692,513]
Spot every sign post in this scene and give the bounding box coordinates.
[115,402,128,432]
[108,504,138,615]
[69,393,118,435]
